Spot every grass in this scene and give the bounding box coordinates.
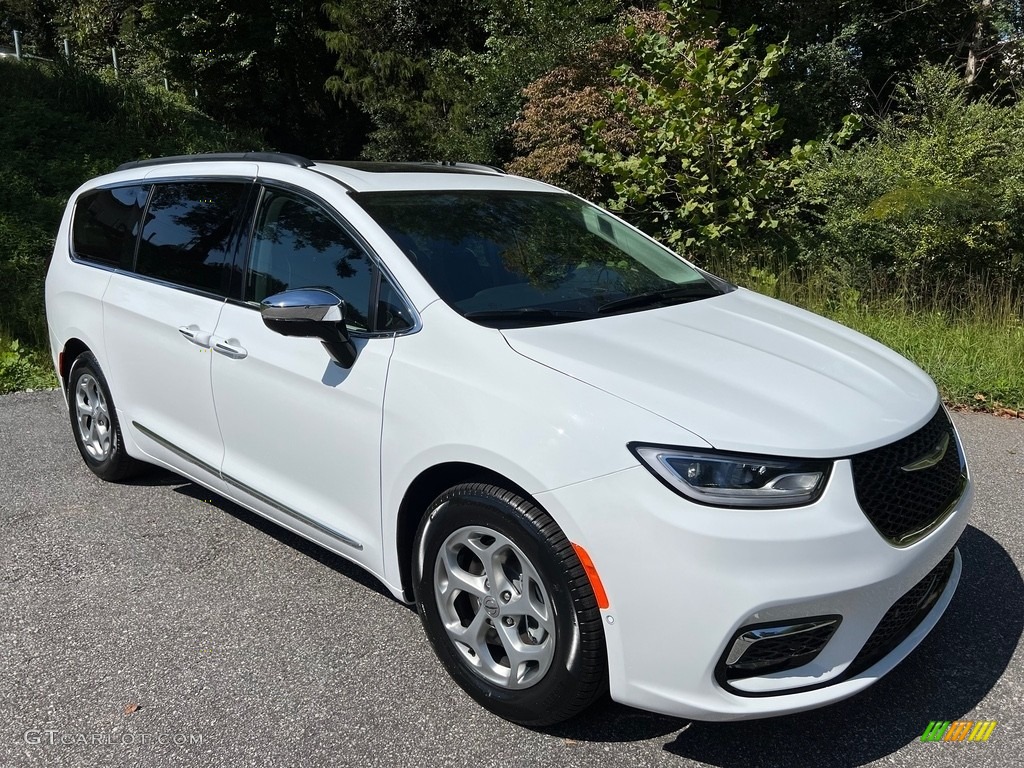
[834,307,1024,413]
[729,265,1024,414]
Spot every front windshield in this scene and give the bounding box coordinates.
[353,190,725,326]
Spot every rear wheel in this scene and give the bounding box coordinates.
[413,483,606,725]
[67,352,145,481]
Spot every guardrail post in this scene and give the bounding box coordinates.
[13,30,21,60]
[64,38,71,59]
[111,47,118,76]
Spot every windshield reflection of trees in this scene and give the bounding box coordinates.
[360,192,673,308]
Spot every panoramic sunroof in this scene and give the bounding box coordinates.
[322,161,496,175]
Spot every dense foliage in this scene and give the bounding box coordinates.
[141,0,367,157]
[583,1,836,256]
[716,0,1023,142]
[793,65,1024,283]
[320,0,618,162]
[507,9,664,200]
[0,58,257,349]
[1,0,1022,403]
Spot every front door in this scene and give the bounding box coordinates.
[211,186,393,573]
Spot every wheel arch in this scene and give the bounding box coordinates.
[395,462,541,602]
[60,337,92,390]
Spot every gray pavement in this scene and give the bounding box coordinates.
[1,390,1021,767]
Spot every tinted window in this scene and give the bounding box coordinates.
[246,189,374,331]
[354,191,718,327]
[376,277,414,332]
[136,182,248,295]
[72,185,149,268]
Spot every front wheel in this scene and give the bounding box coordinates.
[413,483,606,725]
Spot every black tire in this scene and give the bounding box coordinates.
[413,482,607,726]
[66,352,146,482]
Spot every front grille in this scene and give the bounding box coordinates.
[846,548,956,677]
[851,407,965,545]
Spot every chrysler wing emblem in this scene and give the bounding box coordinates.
[901,433,950,472]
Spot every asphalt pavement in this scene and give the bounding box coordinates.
[1,390,1021,768]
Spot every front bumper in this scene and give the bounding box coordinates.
[536,457,972,721]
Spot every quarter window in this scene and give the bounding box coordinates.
[376,277,414,332]
[246,189,374,332]
[136,181,249,295]
[72,185,149,268]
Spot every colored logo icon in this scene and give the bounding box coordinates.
[921,720,997,742]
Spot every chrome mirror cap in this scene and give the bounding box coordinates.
[259,288,356,368]
[260,288,346,323]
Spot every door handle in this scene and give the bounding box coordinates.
[178,325,212,348]
[213,338,248,360]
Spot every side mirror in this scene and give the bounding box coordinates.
[260,288,358,368]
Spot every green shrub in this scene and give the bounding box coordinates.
[793,64,1024,284]
[0,338,57,395]
[582,0,853,260]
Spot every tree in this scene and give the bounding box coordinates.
[508,9,666,200]
[585,0,839,257]
[320,0,619,163]
[439,0,620,164]
[0,0,61,56]
[715,1,1024,142]
[55,1,147,73]
[965,0,1024,88]
[321,0,487,160]
[141,1,365,157]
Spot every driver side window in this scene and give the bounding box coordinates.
[246,188,373,332]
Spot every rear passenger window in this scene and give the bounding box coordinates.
[72,185,149,268]
[246,188,374,331]
[136,182,248,295]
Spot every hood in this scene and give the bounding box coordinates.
[501,289,938,458]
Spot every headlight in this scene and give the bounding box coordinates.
[629,444,832,508]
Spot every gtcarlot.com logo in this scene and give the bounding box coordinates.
[24,729,203,747]
[921,720,997,743]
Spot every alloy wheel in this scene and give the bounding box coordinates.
[433,525,556,689]
[74,373,112,461]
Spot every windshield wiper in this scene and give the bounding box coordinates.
[597,283,721,315]
[463,308,594,326]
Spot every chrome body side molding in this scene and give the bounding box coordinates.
[132,420,364,551]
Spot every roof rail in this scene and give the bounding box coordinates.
[432,161,505,175]
[116,152,314,172]
[319,160,506,177]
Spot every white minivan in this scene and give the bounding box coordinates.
[45,153,972,725]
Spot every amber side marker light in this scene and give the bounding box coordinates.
[572,543,610,610]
